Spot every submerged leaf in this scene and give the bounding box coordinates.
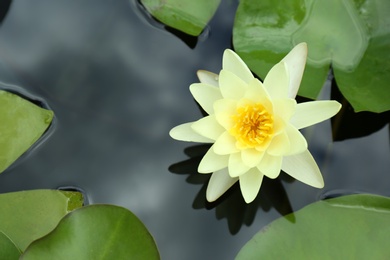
[141,0,220,36]
[236,194,390,259]
[21,205,160,260]
[0,90,54,173]
[233,0,390,112]
[0,190,83,252]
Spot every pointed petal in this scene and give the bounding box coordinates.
[190,83,222,114]
[267,131,290,156]
[222,49,254,84]
[272,115,286,135]
[239,168,264,203]
[191,115,225,141]
[214,131,239,155]
[214,98,237,130]
[282,150,324,188]
[197,70,219,87]
[241,148,264,168]
[272,98,297,123]
[219,69,248,99]
[285,124,307,155]
[206,169,238,202]
[257,153,282,179]
[198,145,229,173]
[170,122,213,143]
[290,101,342,129]
[228,153,251,177]
[282,42,308,98]
[263,61,289,100]
[244,79,273,112]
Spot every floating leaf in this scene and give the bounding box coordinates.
[0,90,54,173]
[236,194,390,259]
[141,0,221,36]
[330,80,390,141]
[233,0,390,112]
[21,205,160,260]
[0,190,83,252]
[0,231,21,260]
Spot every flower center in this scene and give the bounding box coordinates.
[230,103,273,148]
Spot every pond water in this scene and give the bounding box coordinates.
[0,0,389,259]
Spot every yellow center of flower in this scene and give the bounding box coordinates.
[230,104,273,148]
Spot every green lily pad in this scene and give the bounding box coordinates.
[233,0,390,112]
[21,205,160,260]
[236,194,390,259]
[0,190,83,252]
[141,0,221,36]
[0,231,21,260]
[0,90,54,173]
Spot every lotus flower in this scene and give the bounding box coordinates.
[170,43,341,203]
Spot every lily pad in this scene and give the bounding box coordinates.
[0,190,83,252]
[21,205,160,260]
[0,231,21,260]
[0,90,54,173]
[236,194,390,259]
[233,0,390,112]
[141,0,221,36]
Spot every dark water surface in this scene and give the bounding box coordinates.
[0,1,389,259]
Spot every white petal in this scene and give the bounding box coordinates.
[267,131,290,156]
[282,42,308,98]
[282,150,324,188]
[290,101,342,129]
[285,124,307,155]
[228,153,251,177]
[222,49,254,84]
[198,145,229,173]
[191,115,225,141]
[214,98,237,130]
[244,79,273,112]
[206,169,238,202]
[257,153,282,179]
[272,115,286,135]
[169,122,213,143]
[197,70,219,87]
[219,69,248,99]
[272,98,297,123]
[239,168,264,203]
[190,83,222,114]
[214,131,239,155]
[263,61,289,100]
[241,148,264,168]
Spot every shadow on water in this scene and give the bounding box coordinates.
[330,76,390,142]
[0,0,389,259]
[169,144,295,235]
[0,0,12,25]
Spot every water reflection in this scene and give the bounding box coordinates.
[170,144,294,234]
[0,0,389,259]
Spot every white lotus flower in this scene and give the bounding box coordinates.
[170,43,341,203]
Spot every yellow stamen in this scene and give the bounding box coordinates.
[230,104,273,148]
